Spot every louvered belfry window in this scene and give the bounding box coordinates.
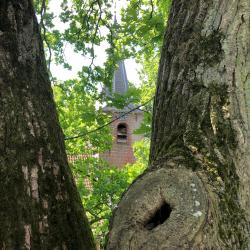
[117,123,128,143]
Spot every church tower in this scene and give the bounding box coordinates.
[100,61,144,167]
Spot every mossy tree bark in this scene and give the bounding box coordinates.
[107,0,250,249]
[0,1,95,249]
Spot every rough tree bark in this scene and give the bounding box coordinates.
[107,0,250,249]
[0,1,95,249]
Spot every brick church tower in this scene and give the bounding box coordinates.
[100,61,144,167]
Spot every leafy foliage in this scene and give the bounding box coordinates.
[71,139,149,247]
[53,80,112,154]
[120,0,170,58]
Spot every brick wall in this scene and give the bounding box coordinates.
[100,111,144,168]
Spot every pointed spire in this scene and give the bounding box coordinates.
[113,61,129,94]
[111,0,128,95]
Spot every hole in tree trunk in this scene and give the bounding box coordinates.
[144,202,172,230]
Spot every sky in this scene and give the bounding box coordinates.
[49,0,141,86]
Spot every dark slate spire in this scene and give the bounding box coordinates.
[112,60,129,94]
[103,1,142,114]
[111,5,129,95]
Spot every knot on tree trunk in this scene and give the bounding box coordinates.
[106,168,208,250]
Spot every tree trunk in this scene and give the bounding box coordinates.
[0,1,95,249]
[107,0,250,249]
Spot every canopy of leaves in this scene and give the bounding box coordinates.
[71,139,149,248]
[53,79,112,154]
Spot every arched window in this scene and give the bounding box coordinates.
[117,123,128,143]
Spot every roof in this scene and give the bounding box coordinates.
[112,60,129,95]
[102,104,143,114]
